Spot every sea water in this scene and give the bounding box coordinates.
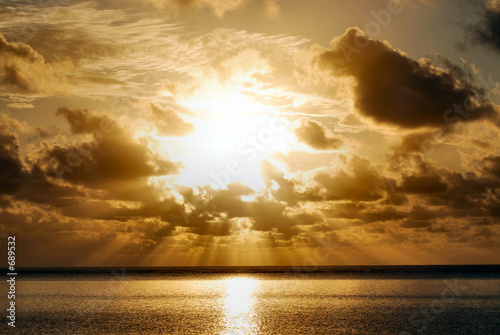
[2,266,500,334]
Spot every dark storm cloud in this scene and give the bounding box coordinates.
[150,104,194,137]
[0,123,23,195]
[483,155,500,179]
[362,206,407,223]
[186,215,233,236]
[322,202,406,223]
[0,108,229,241]
[24,178,227,237]
[12,165,81,207]
[252,211,322,240]
[400,220,432,228]
[0,107,185,231]
[425,170,494,212]
[306,28,498,129]
[390,141,500,219]
[0,123,80,207]
[262,155,400,206]
[313,156,389,202]
[397,131,439,154]
[0,207,190,265]
[58,196,202,231]
[294,118,342,150]
[473,0,500,52]
[181,182,321,239]
[42,108,180,186]
[407,205,440,221]
[398,174,448,194]
[300,133,500,231]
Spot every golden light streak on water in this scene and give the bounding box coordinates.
[220,277,259,335]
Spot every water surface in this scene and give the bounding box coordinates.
[2,266,500,334]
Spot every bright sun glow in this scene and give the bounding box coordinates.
[166,84,294,191]
[180,89,257,115]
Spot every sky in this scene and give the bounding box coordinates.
[1,0,500,267]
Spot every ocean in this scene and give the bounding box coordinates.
[2,265,500,334]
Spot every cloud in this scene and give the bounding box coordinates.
[0,122,80,206]
[181,182,321,239]
[305,28,498,129]
[262,155,401,205]
[473,0,500,52]
[389,141,500,216]
[41,108,181,186]
[322,202,406,223]
[0,1,310,107]
[0,107,233,260]
[149,104,194,136]
[251,210,322,239]
[483,155,500,179]
[260,160,302,205]
[0,123,23,195]
[313,156,389,202]
[400,220,432,228]
[6,102,34,109]
[396,131,439,154]
[12,26,120,64]
[398,172,448,194]
[294,118,343,150]
[0,33,73,94]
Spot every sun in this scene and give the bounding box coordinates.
[166,85,293,191]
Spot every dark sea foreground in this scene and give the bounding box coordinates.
[1,265,500,334]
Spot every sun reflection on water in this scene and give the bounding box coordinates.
[221,277,259,335]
